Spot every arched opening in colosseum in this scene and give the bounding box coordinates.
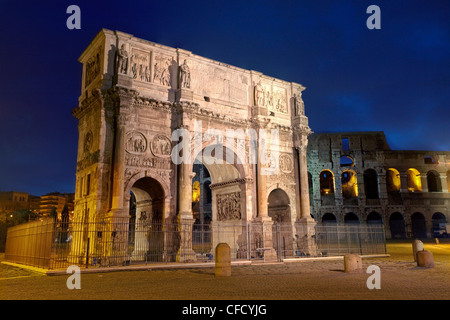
[340,155,354,167]
[341,170,358,203]
[320,170,335,205]
[367,211,382,225]
[389,212,406,238]
[386,168,401,192]
[411,212,427,239]
[322,213,337,224]
[426,170,442,192]
[424,155,436,164]
[364,169,379,199]
[432,212,447,237]
[344,212,360,224]
[407,168,422,192]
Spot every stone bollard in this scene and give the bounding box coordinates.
[412,240,424,262]
[417,250,434,268]
[215,243,231,277]
[344,254,362,273]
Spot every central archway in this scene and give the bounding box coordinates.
[192,143,249,259]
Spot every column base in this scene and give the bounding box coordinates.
[253,216,278,262]
[295,217,319,256]
[176,215,197,262]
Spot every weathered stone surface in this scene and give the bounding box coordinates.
[417,250,434,268]
[344,254,362,273]
[307,132,450,242]
[215,243,231,277]
[412,240,424,262]
[71,29,315,264]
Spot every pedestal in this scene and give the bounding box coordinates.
[175,88,193,102]
[253,217,278,262]
[295,217,319,256]
[176,215,197,262]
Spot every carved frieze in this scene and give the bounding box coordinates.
[125,155,172,169]
[153,56,173,86]
[217,192,241,221]
[254,82,288,114]
[130,48,151,82]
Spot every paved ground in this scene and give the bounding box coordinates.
[1,240,449,300]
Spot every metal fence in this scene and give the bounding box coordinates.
[314,224,386,256]
[5,219,386,270]
[4,218,54,269]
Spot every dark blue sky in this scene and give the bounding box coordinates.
[0,0,449,196]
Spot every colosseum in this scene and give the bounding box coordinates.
[307,131,449,239]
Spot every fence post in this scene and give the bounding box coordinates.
[247,223,251,260]
[86,237,90,269]
[358,227,362,255]
[277,224,281,261]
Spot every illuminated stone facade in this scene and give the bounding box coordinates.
[71,29,314,262]
[307,131,450,239]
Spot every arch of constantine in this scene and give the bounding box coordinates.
[71,29,316,265]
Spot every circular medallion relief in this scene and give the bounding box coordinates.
[126,131,147,154]
[279,154,294,173]
[151,135,172,158]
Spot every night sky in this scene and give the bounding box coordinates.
[0,0,449,196]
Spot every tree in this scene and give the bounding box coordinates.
[49,206,58,220]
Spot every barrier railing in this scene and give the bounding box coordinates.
[5,219,386,269]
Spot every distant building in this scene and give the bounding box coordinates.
[307,131,450,239]
[39,192,74,220]
[0,191,74,221]
[0,191,32,214]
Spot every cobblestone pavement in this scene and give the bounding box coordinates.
[1,241,449,300]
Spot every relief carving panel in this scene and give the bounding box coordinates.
[130,48,151,82]
[217,192,241,221]
[254,82,288,114]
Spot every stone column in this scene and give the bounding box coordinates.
[254,162,278,261]
[399,173,409,196]
[108,87,137,220]
[297,146,311,219]
[106,105,132,265]
[176,162,197,262]
[110,115,127,218]
[440,174,448,193]
[295,140,318,256]
[420,173,428,192]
